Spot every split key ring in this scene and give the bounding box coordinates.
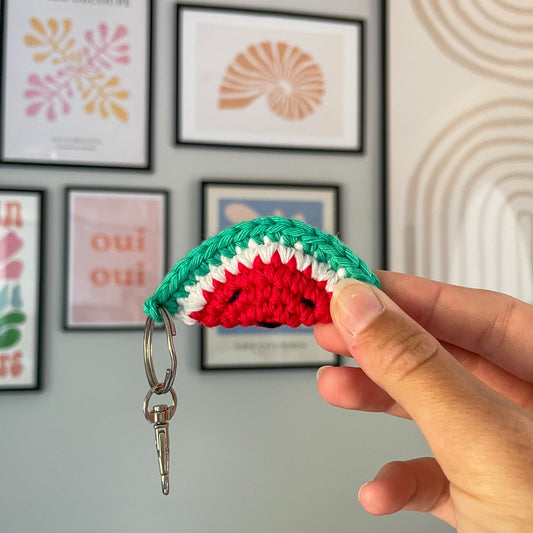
[143,306,177,395]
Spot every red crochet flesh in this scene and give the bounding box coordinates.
[189,251,333,328]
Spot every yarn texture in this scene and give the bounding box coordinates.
[144,216,380,328]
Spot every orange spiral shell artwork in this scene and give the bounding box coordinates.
[218,41,325,121]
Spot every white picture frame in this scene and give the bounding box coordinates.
[0,0,153,169]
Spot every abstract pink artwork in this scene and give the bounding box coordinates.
[23,18,131,123]
[66,188,168,329]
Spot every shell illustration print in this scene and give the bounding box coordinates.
[218,41,325,120]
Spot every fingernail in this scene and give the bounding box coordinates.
[316,365,332,381]
[333,279,385,336]
[357,482,370,503]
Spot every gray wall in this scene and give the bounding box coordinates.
[0,0,452,532]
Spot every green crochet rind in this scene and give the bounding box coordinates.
[144,216,380,322]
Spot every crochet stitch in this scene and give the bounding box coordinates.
[144,216,380,328]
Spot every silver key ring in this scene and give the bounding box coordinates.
[143,306,177,395]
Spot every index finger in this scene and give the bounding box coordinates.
[376,270,533,383]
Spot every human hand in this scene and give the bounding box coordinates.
[314,271,533,532]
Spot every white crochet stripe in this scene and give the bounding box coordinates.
[177,237,345,325]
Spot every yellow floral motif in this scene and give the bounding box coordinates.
[24,18,76,64]
[83,76,129,122]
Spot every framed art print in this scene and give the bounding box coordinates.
[0,188,45,391]
[384,0,533,303]
[0,0,153,169]
[65,187,168,330]
[201,180,340,370]
[177,4,364,153]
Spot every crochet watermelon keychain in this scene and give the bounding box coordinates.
[142,216,380,495]
[144,216,380,328]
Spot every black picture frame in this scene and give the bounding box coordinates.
[0,0,154,170]
[64,186,169,331]
[0,187,45,391]
[200,180,341,370]
[176,4,365,153]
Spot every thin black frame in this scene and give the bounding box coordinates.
[200,179,341,370]
[0,0,154,170]
[63,186,169,331]
[176,4,365,154]
[380,0,388,270]
[0,187,45,391]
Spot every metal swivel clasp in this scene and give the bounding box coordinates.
[142,306,178,495]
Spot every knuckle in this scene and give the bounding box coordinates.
[475,294,517,353]
[412,283,445,330]
[379,328,441,383]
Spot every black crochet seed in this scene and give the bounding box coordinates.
[258,321,282,328]
[228,289,242,303]
[300,297,315,308]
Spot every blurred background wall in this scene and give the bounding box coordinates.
[0,1,452,532]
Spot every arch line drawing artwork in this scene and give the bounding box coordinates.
[403,98,533,302]
[411,0,533,87]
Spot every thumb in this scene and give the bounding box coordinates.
[330,278,512,458]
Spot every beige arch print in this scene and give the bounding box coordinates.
[411,0,533,86]
[404,99,533,300]
[472,0,533,30]
[492,0,533,14]
[436,137,533,281]
[465,163,533,290]
[405,99,533,275]
[492,188,533,300]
